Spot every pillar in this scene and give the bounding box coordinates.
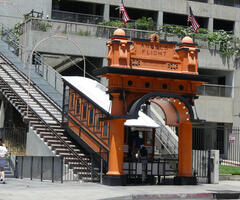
[157,11,163,30]
[208,0,214,32]
[103,92,126,185]
[174,122,197,185]
[208,18,213,32]
[234,21,240,38]
[103,3,110,22]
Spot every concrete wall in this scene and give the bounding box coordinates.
[0,0,52,28]
[26,126,54,156]
[27,31,108,58]
[195,96,233,123]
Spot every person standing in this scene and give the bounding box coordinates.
[139,145,148,183]
[0,139,8,184]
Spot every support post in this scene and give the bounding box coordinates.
[174,122,197,185]
[103,92,126,186]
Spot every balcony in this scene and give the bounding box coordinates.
[197,84,233,98]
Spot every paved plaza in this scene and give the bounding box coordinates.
[1,179,240,200]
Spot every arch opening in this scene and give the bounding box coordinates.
[127,92,195,126]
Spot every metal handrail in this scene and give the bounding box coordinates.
[0,49,62,112]
[0,54,99,180]
[0,23,64,95]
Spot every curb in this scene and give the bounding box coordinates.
[101,192,240,199]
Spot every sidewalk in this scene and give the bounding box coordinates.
[1,179,240,200]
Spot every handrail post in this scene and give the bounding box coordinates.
[91,154,94,182]
[15,156,19,178]
[21,156,24,179]
[30,156,33,180]
[52,157,55,183]
[100,158,103,184]
[61,157,63,183]
[41,156,43,182]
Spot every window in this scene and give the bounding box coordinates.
[83,103,87,119]
[89,108,94,125]
[96,114,100,130]
[70,93,75,110]
[103,122,108,137]
[76,98,81,114]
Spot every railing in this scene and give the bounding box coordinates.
[123,157,178,185]
[34,53,63,94]
[29,18,155,40]
[197,84,233,97]
[27,18,239,51]
[0,23,63,95]
[52,10,104,24]
[149,105,178,155]
[14,156,64,182]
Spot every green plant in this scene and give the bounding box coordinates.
[99,20,131,28]
[135,17,154,30]
[78,29,91,36]
[38,22,52,31]
[11,22,23,36]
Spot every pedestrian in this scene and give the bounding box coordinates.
[0,138,8,184]
[138,145,148,183]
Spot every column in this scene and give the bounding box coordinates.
[157,11,163,30]
[174,122,197,185]
[208,18,214,32]
[103,92,126,185]
[208,0,214,31]
[234,21,240,38]
[103,3,110,22]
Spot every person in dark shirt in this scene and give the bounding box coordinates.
[138,145,148,183]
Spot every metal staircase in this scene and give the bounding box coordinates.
[149,104,178,156]
[0,53,99,182]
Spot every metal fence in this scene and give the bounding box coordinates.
[124,157,178,185]
[192,150,210,184]
[14,156,64,182]
[193,126,240,166]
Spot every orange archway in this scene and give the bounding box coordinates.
[94,29,209,185]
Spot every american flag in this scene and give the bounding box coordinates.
[120,0,130,27]
[188,6,200,32]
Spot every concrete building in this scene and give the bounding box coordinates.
[0,0,240,159]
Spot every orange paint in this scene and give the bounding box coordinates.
[103,29,206,181]
[107,30,199,75]
[177,122,193,177]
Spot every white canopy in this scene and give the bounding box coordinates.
[62,76,160,128]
